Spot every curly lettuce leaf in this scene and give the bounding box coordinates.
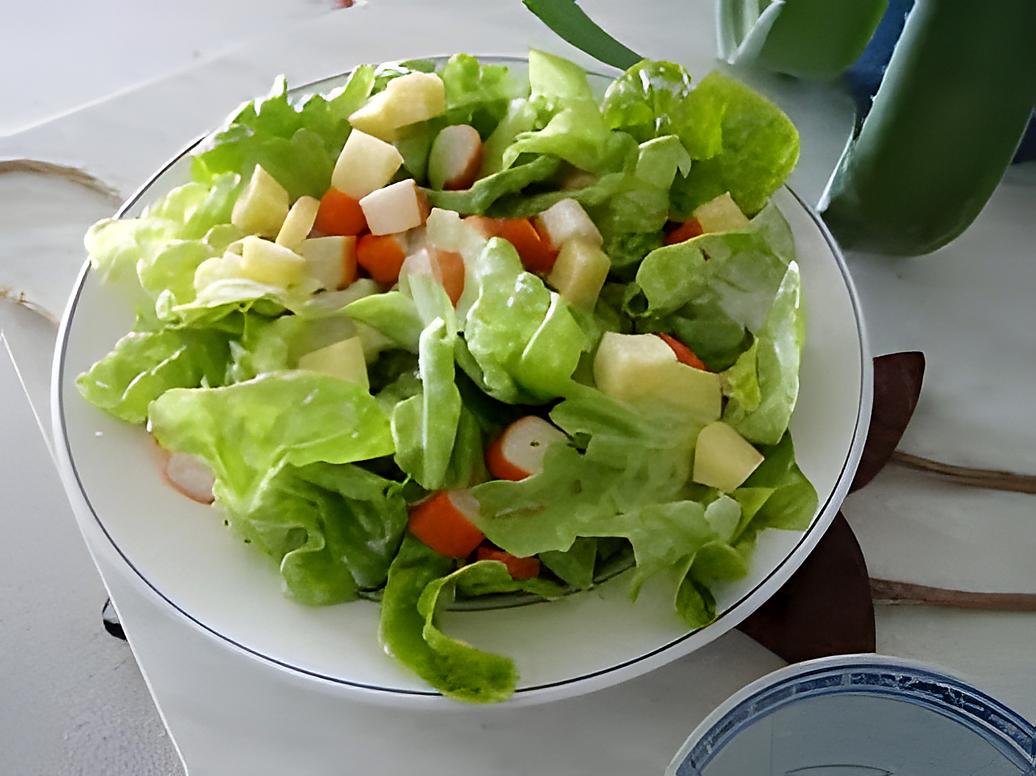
[191,68,376,198]
[670,71,799,216]
[379,536,516,703]
[462,238,587,403]
[723,263,802,445]
[602,60,694,142]
[77,325,232,423]
[441,53,521,134]
[241,461,408,604]
[86,174,239,289]
[735,431,818,536]
[424,155,561,214]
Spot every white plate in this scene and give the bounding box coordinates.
[52,60,871,707]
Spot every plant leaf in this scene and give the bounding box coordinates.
[523,0,643,71]
[850,351,925,492]
[738,512,874,662]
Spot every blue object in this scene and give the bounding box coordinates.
[668,656,1035,776]
[843,0,1034,163]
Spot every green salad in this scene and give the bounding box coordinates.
[78,50,815,703]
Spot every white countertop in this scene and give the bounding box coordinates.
[3,2,1035,774]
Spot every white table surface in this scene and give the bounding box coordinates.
[2,2,1034,774]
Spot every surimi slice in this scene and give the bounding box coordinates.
[356,233,408,284]
[428,124,483,190]
[408,490,484,558]
[163,452,215,504]
[485,416,566,481]
[476,547,540,580]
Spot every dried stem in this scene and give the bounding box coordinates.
[891,451,1036,495]
[0,158,122,203]
[871,578,1036,612]
[0,288,58,324]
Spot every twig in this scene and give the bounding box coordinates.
[871,578,1036,612]
[0,288,58,325]
[0,158,122,203]
[891,450,1036,495]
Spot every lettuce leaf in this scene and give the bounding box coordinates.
[670,71,799,216]
[462,238,587,403]
[723,263,802,445]
[441,53,521,134]
[423,155,561,214]
[735,431,817,535]
[191,68,376,198]
[479,99,538,176]
[77,325,232,424]
[602,60,694,143]
[86,174,239,289]
[379,536,516,703]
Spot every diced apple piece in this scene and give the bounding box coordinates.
[297,336,369,390]
[547,237,610,309]
[300,236,357,291]
[534,198,602,249]
[348,72,446,140]
[359,179,428,236]
[331,130,404,199]
[592,332,722,423]
[275,196,319,251]
[692,192,751,233]
[428,124,482,190]
[239,236,307,288]
[485,416,566,481]
[692,421,764,492]
[232,165,289,238]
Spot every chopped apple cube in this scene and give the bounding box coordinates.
[359,179,428,235]
[534,198,602,249]
[275,196,320,251]
[547,237,610,309]
[692,421,764,492]
[692,192,751,233]
[239,236,307,288]
[300,236,357,291]
[348,72,446,140]
[428,124,483,190]
[231,165,289,238]
[331,130,404,199]
[593,332,722,423]
[297,337,369,390]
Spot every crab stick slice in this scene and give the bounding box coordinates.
[408,490,484,558]
[476,547,541,580]
[485,416,566,481]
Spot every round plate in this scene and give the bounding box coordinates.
[52,60,871,707]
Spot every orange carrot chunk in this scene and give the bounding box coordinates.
[408,490,484,558]
[315,188,368,236]
[656,333,708,371]
[356,233,408,284]
[664,218,703,245]
[476,547,541,580]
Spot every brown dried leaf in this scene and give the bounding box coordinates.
[738,513,874,662]
[850,351,925,492]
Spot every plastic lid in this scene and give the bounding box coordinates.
[668,655,1034,775]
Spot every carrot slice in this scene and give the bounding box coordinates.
[315,188,368,236]
[656,333,707,371]
[356,233,408,284]
[664,217,703,245]
[408,490,484,558]
[476,547,541,580]
[467,216,558,273]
